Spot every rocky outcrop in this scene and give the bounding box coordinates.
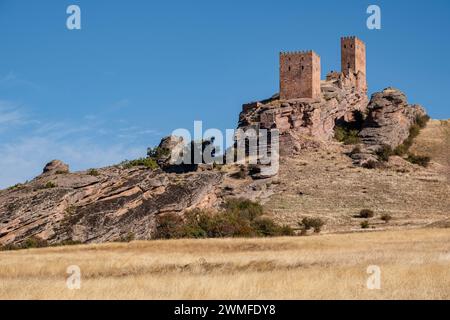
[43,160,69,174]
[351,88,426,166]
[0,163,222,246]
[359,88,426,148]
[238,72,368,155]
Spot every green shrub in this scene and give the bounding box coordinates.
[362,160,382,169]
[1,238,82,251]
[360,220,370,229]
[393,144,408,156]
[345,130,361,145]
[278,225,295,236]
[252,218,282,237]
[20,237,49,249]
[380,214,392,223]
[7,183,24,191]
[416,115,430,128]
[147,146,170,160]
[44,181,57,189]
[334,126,347,142]
[154,213,184,239]
[87,169,100,176]
[299,217,325,233]
[122,157,159,170]
[376,145,393,162]
[154,199,294,240]
[358,209,375,219]
[408,124,421,140]
[378,116,430,160]
[334,127,360,145]
[223,198,264,221]
[406,154,431,167]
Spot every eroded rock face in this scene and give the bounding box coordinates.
[43,160,69,174]
[0,165,222,245]
[351,88,426,166]
[238,72,368,155]
[359,88,426,148]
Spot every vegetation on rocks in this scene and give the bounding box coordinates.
[43,181,57,189]
[334,111,365,145]
[121,157,159,170]
[87,169,100,176]
[369,115,431,167]
[154,199,294,239]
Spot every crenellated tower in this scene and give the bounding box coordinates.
[341,36,367,91]
[279,50,321,100]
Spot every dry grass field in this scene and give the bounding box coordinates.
[0,228,449,300]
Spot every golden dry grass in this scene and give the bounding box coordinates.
[0,228,449,300]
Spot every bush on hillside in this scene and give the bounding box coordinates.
[299,217,325,233]
[154,199,294,240]
[357,209,375,219]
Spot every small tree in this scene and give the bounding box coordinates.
[380,214,392,223]
[299,217,325,234]
[360,220,370,229]
[358,209,375,219]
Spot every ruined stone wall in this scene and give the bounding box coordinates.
[341,36,366,91]
[280,51,321,100]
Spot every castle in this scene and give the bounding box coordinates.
[280,36,367,100]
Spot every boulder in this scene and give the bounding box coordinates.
[42,160,69,174]
[359,87,426,148]
[351,88,427,166]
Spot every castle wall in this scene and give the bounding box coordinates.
[280,51,321,100]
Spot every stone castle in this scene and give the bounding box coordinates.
[280,36,367,100]
[238,36,371,155]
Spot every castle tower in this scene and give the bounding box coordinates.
[280,50,321,100]
[341,36,367,91]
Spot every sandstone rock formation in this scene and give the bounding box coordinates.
[0,163,222,245]
[351,87,426,166]
[238,71,368,155]
[359,87,426,148]
[43,160,69,174]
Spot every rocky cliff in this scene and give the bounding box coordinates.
[351,87,426,166]
[238,71,368,155]
[0,162,222,245]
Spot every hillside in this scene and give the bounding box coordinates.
[411,119,450,176]
[264,119,450,233]
[1,89,449,246]
[0,228,448,299]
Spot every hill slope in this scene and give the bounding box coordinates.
[264,120,450,233]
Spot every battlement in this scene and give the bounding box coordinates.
[279,36,367,100]
[280,50,319,56]
[340,36,362,41]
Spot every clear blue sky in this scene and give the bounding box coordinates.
[0,0,449,187]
